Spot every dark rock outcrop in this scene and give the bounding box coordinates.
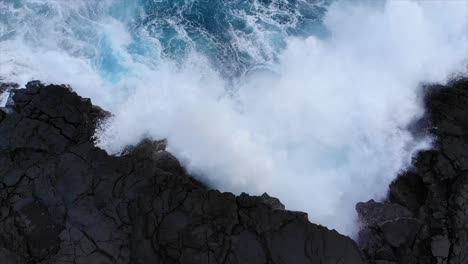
[0,82,19,94]
[0,81,365,263]
[357,78,468,264]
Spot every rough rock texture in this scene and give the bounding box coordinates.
[0,81,365,264]
[357,78,468,264]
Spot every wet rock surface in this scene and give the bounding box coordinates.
[0,81,365,264]
[357,78,468,264]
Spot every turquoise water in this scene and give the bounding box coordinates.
[0,0,329,81]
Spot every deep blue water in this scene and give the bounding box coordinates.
[0,0,329,80]
[135,0,328,76]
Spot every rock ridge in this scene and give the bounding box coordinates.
[357,78,468,264]
[0,81,365,264]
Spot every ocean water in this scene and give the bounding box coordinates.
[0,0,467,236]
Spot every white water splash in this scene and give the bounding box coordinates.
[0,0,467,236]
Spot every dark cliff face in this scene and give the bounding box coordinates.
[0,81,365,264]
[357,78,468,264]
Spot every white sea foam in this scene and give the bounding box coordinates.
[0,0,467,236]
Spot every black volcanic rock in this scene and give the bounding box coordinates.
[0,81,365,264]
[357,78,468,264]
[0,82,19,93]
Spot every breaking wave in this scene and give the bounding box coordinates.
[0,0,467,236]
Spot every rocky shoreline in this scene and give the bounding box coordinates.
[357,78,468,264]
[0,78,467,263]
[0,81,365,263]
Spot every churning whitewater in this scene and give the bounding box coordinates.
[0,0,467,236]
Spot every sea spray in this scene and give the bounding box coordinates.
[0,0,467,236]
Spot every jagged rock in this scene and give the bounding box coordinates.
[0,81,365,264]
[358,228,397,261]
[356,199,420,260]
[356,199,413,228]
[260,192,285,210]
[357,78,468,264]
[378,217,421,247]
[389,172,428,212]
